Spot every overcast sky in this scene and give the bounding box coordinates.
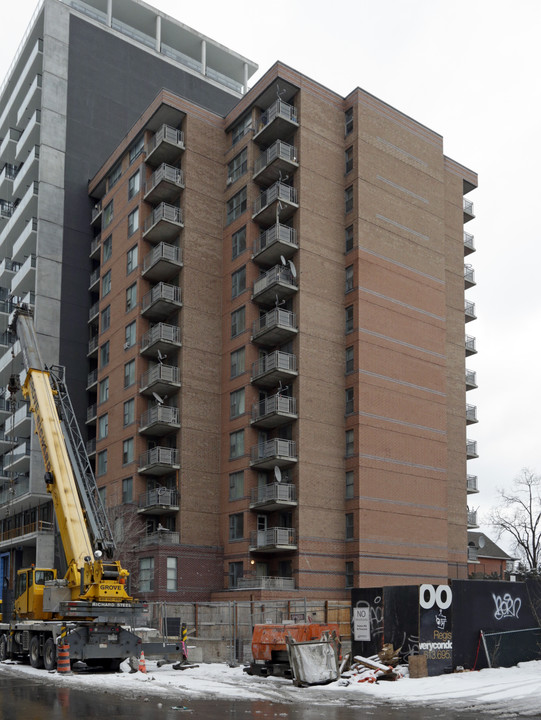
[1,0,540,545]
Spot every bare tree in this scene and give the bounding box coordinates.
[490,468,541,573]
[108,504,146,591]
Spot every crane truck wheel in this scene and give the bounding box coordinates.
[0,634,7,661]
[43,638,56,671]
[29,635,44,669]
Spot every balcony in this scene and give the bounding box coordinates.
[252,265,297,306]
[0,164,17,196]
[4,440,30,474]
[251,393,297,429]
[141,282,182,320]
[139,529,180,546]
[86,403,97,424]
[87,336,99,358]
[252,182,298,225]
[144,163,184,204]
[0,298,15,334]
[88,300,99,323]
[10,254,36,297]
[16,73,42,126]
[88,267,100,291]
[465,335,477,357]
[142,242,183,282]
[145,125,185,167]
[252,308,297,347]
[251,350,298,389]
[249,527,297,553]
[0,128,21,164]
[252,223,298,267]
[464,231,475,256]
[140,363,181,397]
[86,369,98,390]
[465,369,477,390]
[250,482,297,511]
[253,140,298,185]
[250,438,297,470]
[89,234,101,259]
[91,200,102,227]
[138,446,180,475]
[138,405,180,436]
[466,439,478,459]
[253,99,299,146]
[0,475,30,505]
[0,520,54,548]
[464,264,476,289]
[5,404,31,437]
[12,144,39,196]
[466,404,478,425]
[467,510,479,528]
[467,474,479,494]
[86,438,96,457]
[15,109,40,162]
[236,576,295,591]
[140,322,181,357]
[463,198,475,223]
[0,258,20,286]
[465,300,476,323]
[137,487,179,515]
[467,545,479,562]
[12,218,38,264]
[143,202,183,243]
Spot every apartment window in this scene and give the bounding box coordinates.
[98,377,109,404]
[227,147,248,184]
[122,437,134,465]
[229,513,244,541]
[167,557,178,592]
[122,476,133,504]
[100,341,110,368]
[98,486,106,505]
[125,321,136,349]
[129,134,144,164]
[232,226,246,260]
[101,305,110,333]
[346,471,354,499]
[345,107,353,135]
[345,225,354,253]
[123,398,135,426]
[345,186,353,214]
[345,561,354,589]
[97,449,107,476]
[128,170,140,200]
[127,245,138,274]
[345,387,354,415]
[345,429,354,457]
[103,200,113,229]
[124,359,136,388]
[98,413,108,440]
[345,265,354,293]
[229,471,244,500]
[229,561,243,588]
[346,513,354,540]
[139,557,154,592]
[102,269,111,297]
[128,208,139,237]
[229,429,244,459]
[230,388,245,419]
[226,186,247,225]
[345,146,353,174]
[345,305,354,334]
[231,114,252,146]
[107,162,122,191]
[345,346,354,374]
[230,347,245,378]
[231,265,246,299]
[102,234,112,263]
[231,306,245,338]
[126,283,137,312]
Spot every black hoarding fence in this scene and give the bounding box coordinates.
[480,627,541,669]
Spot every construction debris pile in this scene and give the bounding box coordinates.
[339,644,408,685]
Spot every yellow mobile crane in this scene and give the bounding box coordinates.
[0,306,148,670]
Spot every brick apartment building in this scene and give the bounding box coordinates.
[0,0,478,603]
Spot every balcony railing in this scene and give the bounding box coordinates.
[250,438,297,468]
[142,241,183,281]
[251,393,297,427]
[252,265,297,306]
[235,576,295,591]
[0,519,53,544]
[145,163,184,203]
[250,482,297,508]
[143,202,183,241]
[465,335,477,356]
[466,439,478,458]
[467,474,479,493]
[140,363,181,394]
[465,369,477,389]
[253,223,298,265]
[141,282,182,318]
[252,308,297,347]
[139,405,180,434]
[138,446,180,474]
[254,99,298,144]
[463,198,475,219]
[253,140,298,183]
[86,404,97,423]
[251,350,297,387]
[467,510,478,527]
[464,264,475,288]
[253,182,298,220]
[466,404,478,424]
[140,322,181,355]
[465,300,476,321]
[139,529,180,546]
[138,488,179,511]
[87,336,99,356]
[145,125,185,162]
[86,369,98,389]
[249,527,297,551]
[464,231,475,255]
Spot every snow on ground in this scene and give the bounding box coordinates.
[1,657,541,714]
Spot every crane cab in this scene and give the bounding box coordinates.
[14,567,57,620]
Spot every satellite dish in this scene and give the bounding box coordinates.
[157,349,167,364]
[280,255,287,266]
[289,260,297,279]
[479,535,486,548]
[152,392,165,405]
[274,465,282,483]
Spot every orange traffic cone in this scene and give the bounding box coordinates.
[138,651,147,674]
